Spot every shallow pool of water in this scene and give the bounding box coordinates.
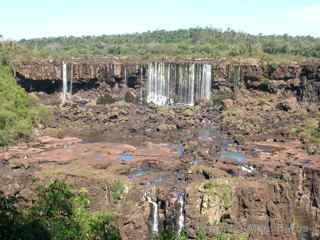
[219,151,247,164]
[117,152,134,161]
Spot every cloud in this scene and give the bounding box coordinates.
[289,5,320,22]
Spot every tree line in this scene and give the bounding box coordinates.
[15,27,320,61]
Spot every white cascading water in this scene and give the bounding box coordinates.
[61,62,73,104]
[201,64,212,101]
[176,192,185,234]
[145,194,159,234]
[146,62,212,106]
[147,62,171,105]
[124,66,127,84]
[61,62,68,104]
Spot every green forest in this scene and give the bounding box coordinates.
[15,27,320,62]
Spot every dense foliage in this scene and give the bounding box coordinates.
[0,41,49,146]
[17,28,320,61]
[0,180,121,240]
[0,64,48,146]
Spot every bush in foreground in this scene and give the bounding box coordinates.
[0,64,48,146]
[0,180,121,240]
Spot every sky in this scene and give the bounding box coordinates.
[1,0,320,40]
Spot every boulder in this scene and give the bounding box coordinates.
[125,90,137,103]
[156,124,177,132]
[276,97,298,112]
[222,99,234,109]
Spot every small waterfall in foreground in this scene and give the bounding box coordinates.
[146,62,212,106]
[176,192,185,234]
[145,194,159,234]
[61,62,73,105]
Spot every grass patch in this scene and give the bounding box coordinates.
[0,64,48,146]
[214,233,249,240]
[203,179,232,210]
[211,91,234,106]
[221,106,265,135]
[298,118,320,144]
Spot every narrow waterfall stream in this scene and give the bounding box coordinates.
[146,62,212,106]
[61,63,68,104]
[145,194,159,234]
[176,192,185,234]
[124,66,127,84]
[61,63,73,104]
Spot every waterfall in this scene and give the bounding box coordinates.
[124,66,127,84]
[147,62,171,105]
[202,64,212,101]
[176,192,185,234]
[145,194,159,234]
[146,62,212,106]
[61,63,68,104]
[61,62,72,104]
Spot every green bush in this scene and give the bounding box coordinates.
[0,64,48,146]
[152,230,188,240]
[0,180,121,240]
[110,180,125,201]
[259,79,272,92]
[89,214,121,240]
[195,228,207,240]
[31,180,121,240]
[31,180,83,240]
[0,191,49,240]
[299,119,320,144]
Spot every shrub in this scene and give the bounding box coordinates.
[31,180,83,240]
[110,180,125,201]
[0,180,121,240]
[195,228,207,240]
[0,191,49,240]
[299,119,320,144]
[0,192,26,240]
[259,79,272,92]
[31,180,122,240]
[89,214,121,240]
[0,64,48,146]
[96,94,117,105]
[152,230,188,240]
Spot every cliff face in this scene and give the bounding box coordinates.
[13,59,125,81]
[11,58,320,102]
[12,58,320,81]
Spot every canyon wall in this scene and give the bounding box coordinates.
[11,58,320,103]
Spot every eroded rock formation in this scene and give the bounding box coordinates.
[12,58,320,104]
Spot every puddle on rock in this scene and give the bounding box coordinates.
[117,152,134,161]
[127,164,156,179]
[219,151,247,164]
